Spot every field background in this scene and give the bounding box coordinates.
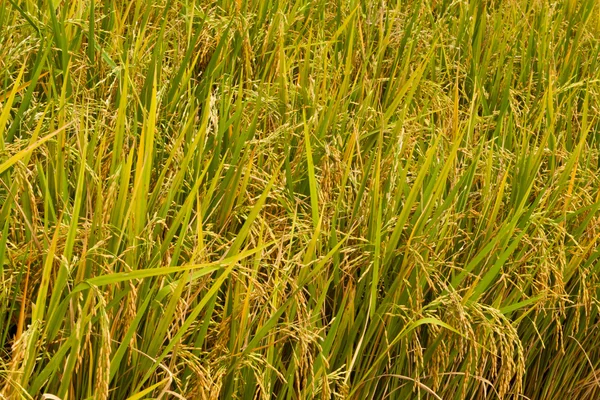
[1,0,600,398]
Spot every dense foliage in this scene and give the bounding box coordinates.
[1,0,600,398]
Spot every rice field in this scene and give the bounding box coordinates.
[1,0,600,398]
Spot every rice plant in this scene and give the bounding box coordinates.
[1,0,600,398]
